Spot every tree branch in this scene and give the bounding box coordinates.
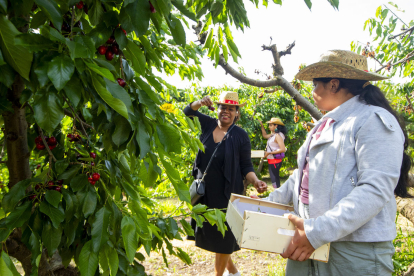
[261,44,284,76]
[279,41,296,57]
[37,125,57,162]
[406,94,414,111]
[63,97,94,133]
[375,50,414,72]
[218,55,323,120]
[389,26,414,39]
[383,5,409,27]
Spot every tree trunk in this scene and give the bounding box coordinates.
[396,196,414,225]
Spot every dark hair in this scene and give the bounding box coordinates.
[217,104,240,123]
[314,78,412,198]
[275,125,287,135]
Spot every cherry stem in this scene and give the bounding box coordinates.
[37,125,57,162]
[63,95,92,146]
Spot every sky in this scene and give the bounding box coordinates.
[159,0,414,89]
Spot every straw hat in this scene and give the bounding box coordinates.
[295,50,389,81]
[266,118,285,126]
[214,91,246,107]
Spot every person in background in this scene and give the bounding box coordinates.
[258,118,287,188]
[184,91,267,276]
[254,50,412,275]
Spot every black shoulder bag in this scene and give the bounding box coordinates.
[190,124,236,205]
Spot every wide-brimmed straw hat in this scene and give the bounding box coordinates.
[266,118,285,126]
[295,50,389,81]
[214,91,246,107]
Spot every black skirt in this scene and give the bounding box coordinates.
[188,134,240,254]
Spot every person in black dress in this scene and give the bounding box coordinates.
[184,91,267,276]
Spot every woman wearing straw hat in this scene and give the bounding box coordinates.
[257,117,287,188]
[257,50,412,275]
[183,91,267,276]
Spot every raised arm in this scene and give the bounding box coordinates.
[183,96,216,133]
[258,120,272,139]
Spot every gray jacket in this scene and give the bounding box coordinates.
[267,95,404,249]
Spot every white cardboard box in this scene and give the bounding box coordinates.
[251,150,265,158]
[226,194,330,263]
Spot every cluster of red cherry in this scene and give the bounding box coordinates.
[29,179,64,201]
[35,135,57,150]
[67,133,81,142]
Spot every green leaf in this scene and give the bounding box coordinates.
[0,251,20,276]
[54,159,69,175]
[39,25,66,43]
[171,0,197,21]
[119,0,151,37]
[192,204,207,213]
[89,0,104,26]
[138,35,162,68]
[0,15,33,80]
[2,179,31,213]
[159,153,191,203]
[39,201,65,229]
[45,190,62,208]
[34,0,62,30]
[47,54,75,91]
[4,201,32,229]
[123,40,146,75]
[42,220,62,257]
[91,206,111,253]
[79,240,99,276]
[180,218,195,236]
[99,244,119,276]
[91,75,128,119]
[0,48,5,66]
[112,115,132,147]
[30,10,48,29]
[136,121,150,159]
[58,164,81,179]
[215,209,226,237]
[136,88,158,118]
[85,61,115,82]
[203,28,214,49]
[66,36,95,59]
[167,15,186,47]
[121,216,138,263]
[14,33,54,52]
[0,64,15,88]
[61,189,75,221]
[33,90,64,134]
[104,78,133,114]
[156,124,181,154]
[135,77,161,104]
[303,0,312,9]
[0,0,7,14]
[82,186,97,218]
[114,28,127,50]
[226,37,241,57]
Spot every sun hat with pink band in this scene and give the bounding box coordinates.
[214,91,246,107]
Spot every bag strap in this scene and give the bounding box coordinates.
[201,124,236,181]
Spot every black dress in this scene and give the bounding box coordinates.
[183,104,254,254]
[193,134,240,254]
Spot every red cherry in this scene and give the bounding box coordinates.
[67,133,73,139]
[90,152,96,159]
[57,180,64,185]
[121,28,127,35]
[149,1,156,13]
[36,164,41,169]
[49,144,56,150]
[76,1,84,9]
[88,177,96,185]
[91,162,95,166]
[55,186,62,192]
[35,136,42,144]
[208,106,215,111]
[106,36,115,45]
[29,194,37,200]
[36,144,46,150]
[48,136,57,145]
[117,78,126,87]
[92,173,100,181]
[111,44,119,55]
[35,184,41,191]
[98,45,108,55]
[105,50,114,61]
[47,181,54,189]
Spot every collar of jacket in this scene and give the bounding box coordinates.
[318,95,363,124]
